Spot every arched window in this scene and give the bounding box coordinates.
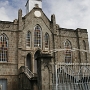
[83,40,87,62]
[0,34,8,62]
[26,31,31,47]
[64,40,72,63]
[45,33,49,48]
[34,25,42,47]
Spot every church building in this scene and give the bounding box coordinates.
[0,0,90,90]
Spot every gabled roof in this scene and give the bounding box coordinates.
[22,7,50,22]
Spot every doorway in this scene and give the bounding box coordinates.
[26,53,32,71]
[34,50,41,74]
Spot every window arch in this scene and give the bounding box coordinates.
[34,25,42,47]
[45,33,49,49]
[64,40,72,63]
[26,31,31,47]
[0,34,8,62]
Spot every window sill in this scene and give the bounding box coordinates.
[0,61,7,63]
[0,62,17,65]
[45,48,49,50]
[26,47,31,50]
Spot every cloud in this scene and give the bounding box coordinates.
[0,1,10,21]
[43,0,90,45]
[0,0,26,21]
[43,0,90,28]
[0,7,10,21]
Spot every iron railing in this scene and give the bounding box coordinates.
[52,63,90,90]
[24,67,34,79]
[20,66,34,79]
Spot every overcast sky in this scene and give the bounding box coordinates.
[0,0,90,46]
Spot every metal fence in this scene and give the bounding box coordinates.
[52,63,90,90]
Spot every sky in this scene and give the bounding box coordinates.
[0,0,90,46]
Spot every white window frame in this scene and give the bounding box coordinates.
[0,34,8,62]
[26,31,31,49]
[45,33,49,50]
[64,40,72,63]
[34,24,42,48]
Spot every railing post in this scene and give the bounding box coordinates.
[25,66,27,73]
[24,66,34,78]
[55,64,58,90]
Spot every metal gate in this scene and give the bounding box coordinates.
[52,63,90,90]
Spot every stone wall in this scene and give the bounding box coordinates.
[0,6,89,90]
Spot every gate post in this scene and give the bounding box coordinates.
[55,65,58,90]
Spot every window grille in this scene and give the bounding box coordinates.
[34,25,41,47]
[45,33,49,48]
[0,34,8,62]
[26,31,31,47]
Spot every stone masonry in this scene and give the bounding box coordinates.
[0,1,89,90]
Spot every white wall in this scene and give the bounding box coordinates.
[26,0,42,14]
